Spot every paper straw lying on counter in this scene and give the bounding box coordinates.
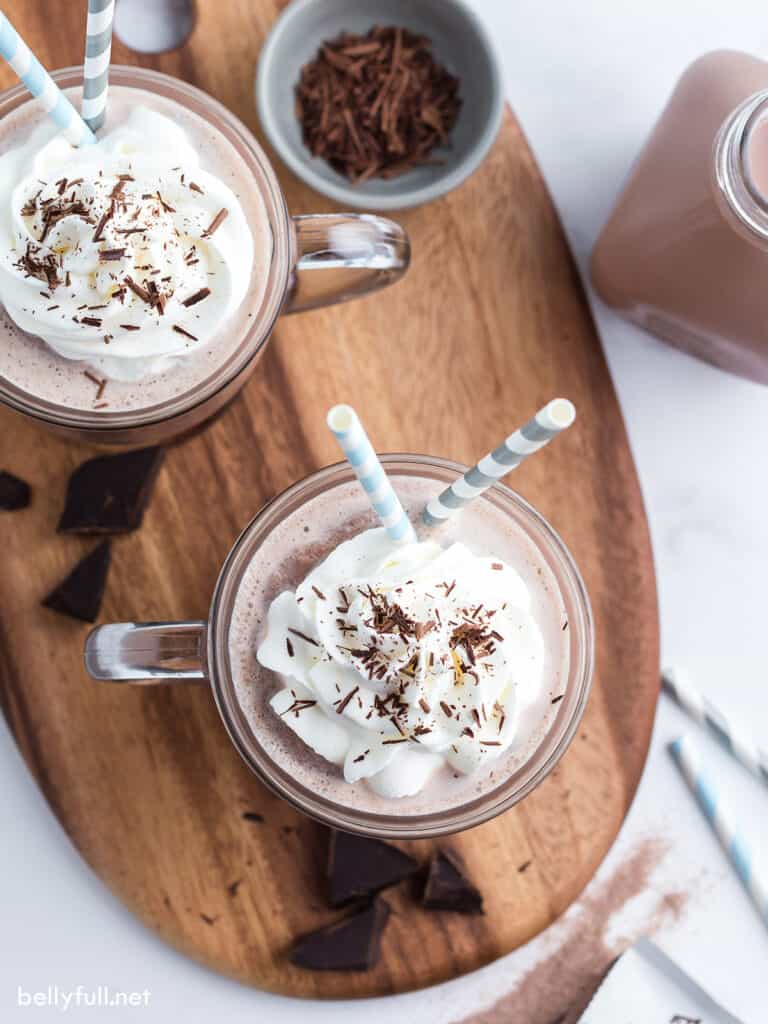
[663,667,768,790]
[422,398,575,527]
[670,734,768,929]
[81,0,115,132]
[327,405,416,543]
[0,12,95,146]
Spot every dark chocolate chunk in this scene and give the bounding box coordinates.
[58,447,164,535]
[290,898,390,971]
[328,830,420,907]
[42,541,111,623]
[422,848,483,914]
[0,470,31,510]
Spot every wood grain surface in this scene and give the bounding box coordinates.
[0,0,659,999]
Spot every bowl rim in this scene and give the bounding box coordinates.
[255,0,505,210]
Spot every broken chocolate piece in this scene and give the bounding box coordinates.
[42,541,111,623]
[58,447,164,535]
[422,848,483,914]
[290,898,390,971]
[0,470,31,510]
[327,829,419,907]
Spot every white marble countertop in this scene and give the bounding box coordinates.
[1,1,767,1020]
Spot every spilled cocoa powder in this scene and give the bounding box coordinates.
[457,838,691,1024]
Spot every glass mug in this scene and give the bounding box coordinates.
[85,455,594,839]
[0,67,409,445]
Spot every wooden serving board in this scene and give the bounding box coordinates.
[0,0,659,1000]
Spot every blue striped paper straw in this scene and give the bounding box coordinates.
[82,0,114,132]
[423,398,576,527]
[670,734,768,928]
[327,405,416,543]
[664,667,768,790]
[0,12,95,147]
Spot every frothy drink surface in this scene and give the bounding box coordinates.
[228,475,570,817]
[0,84,272,412]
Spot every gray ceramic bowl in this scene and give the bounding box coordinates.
[255,0,504,210]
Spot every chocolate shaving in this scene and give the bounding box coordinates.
[16,243,60,290]
[295,26,461,183]
[181,287,211,307]
[279,697,317,717]
[202,207,228,237]
[335,686,359,714]
[92,201,115,242]
[99,247,126,261]
[124,275,154,306]
[155,190,175,213]
[287,627,320,647]
[172,324,198,341]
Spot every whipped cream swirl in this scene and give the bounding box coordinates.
[257,528,546,799]
[0,106,254,381]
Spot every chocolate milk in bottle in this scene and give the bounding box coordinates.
[592,51,768,384]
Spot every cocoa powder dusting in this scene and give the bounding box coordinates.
[456,838,691,1024]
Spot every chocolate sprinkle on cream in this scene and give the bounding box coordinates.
[335,686,359,714]
[202,207,228,237]
[279,697,317,718]
[92,201,114,242]
[287,627,320,647]
[181,286,211,307]
[172,324,198,341]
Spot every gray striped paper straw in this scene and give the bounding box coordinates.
[0,13,94,146]
[82,0,115,133]
[423,398,576,527]
[670,734,768,928]
[327,405,416,543]
[663,667,768,789]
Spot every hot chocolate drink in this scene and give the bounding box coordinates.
[228,472,572,818]
[0,81,271,413]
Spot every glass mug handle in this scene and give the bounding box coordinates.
[285,213,410,313]
[85,622,207,684]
